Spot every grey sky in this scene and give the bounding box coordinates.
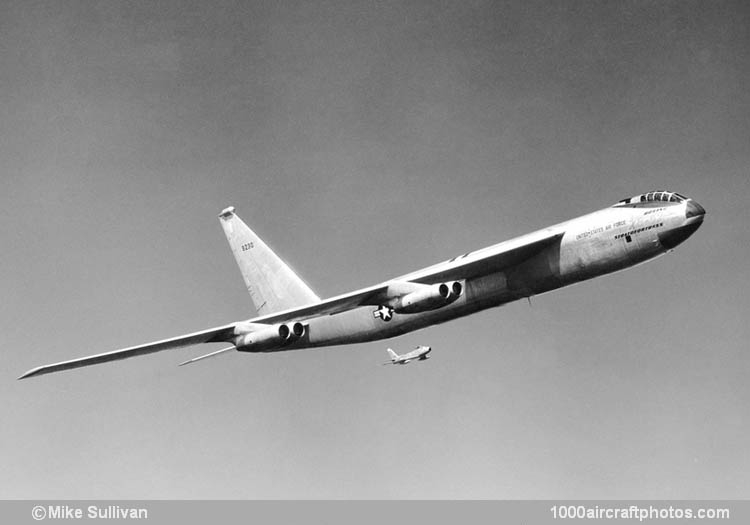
[2,0,749,498]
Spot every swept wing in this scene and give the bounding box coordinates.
[19,230,562,379]
[18,324,238,379]
[253,230,564,325]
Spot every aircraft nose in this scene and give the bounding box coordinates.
[686,199,706,219]
[658,197,705,249]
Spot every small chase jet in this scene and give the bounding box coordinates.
[384,346,431,365]
[19,190,705,379]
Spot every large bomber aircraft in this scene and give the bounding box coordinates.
[20,190,705,379]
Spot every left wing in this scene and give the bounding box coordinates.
[16,283,397,379]
[18,323,238,379]
[20,230,563,379]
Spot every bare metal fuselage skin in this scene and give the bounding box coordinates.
[18,191,705,380]
[252,198,704,352]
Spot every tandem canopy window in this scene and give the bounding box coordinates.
[617,191,687,205]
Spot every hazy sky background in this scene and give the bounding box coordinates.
[2,0,749,498]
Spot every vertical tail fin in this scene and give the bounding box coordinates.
[386,348,399,361]
[219,207,320,315]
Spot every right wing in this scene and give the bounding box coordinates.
[18,323,238,379]
[248,230,564,325]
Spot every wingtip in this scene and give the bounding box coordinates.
[18,367,42,380]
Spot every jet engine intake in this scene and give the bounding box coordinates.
[235,322,306,352]
[391,281,463,314]
[279,321,305,341]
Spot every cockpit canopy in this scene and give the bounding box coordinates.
[616,190,688,206]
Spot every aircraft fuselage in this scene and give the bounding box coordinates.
[19,191,705,379]
[256,198,704,351]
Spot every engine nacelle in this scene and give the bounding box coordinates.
[391,281,462,314]
[278,321,305,341]
[235,322,305,352]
